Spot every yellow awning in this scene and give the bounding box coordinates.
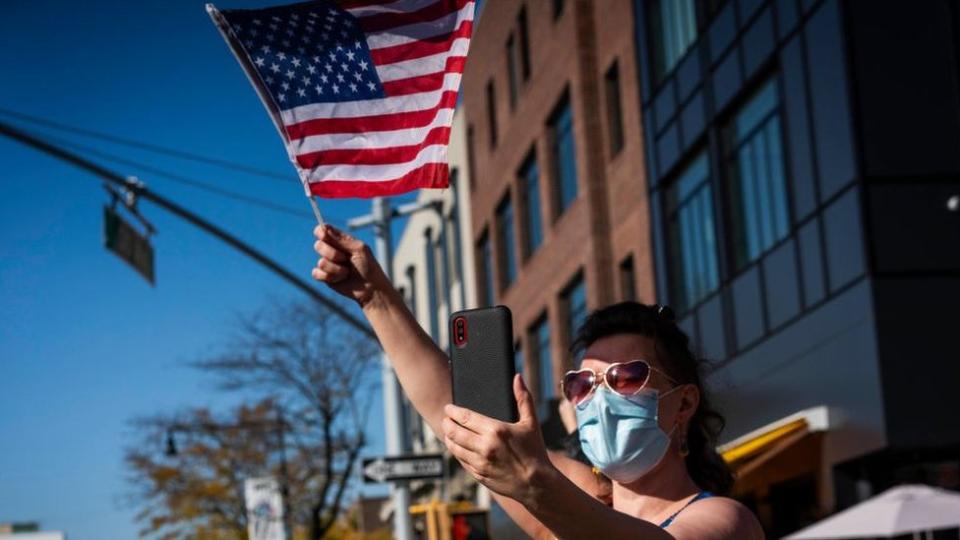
[721,418,809,464]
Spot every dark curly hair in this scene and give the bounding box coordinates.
[570,301,734,495]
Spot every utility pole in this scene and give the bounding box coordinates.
[347,196,443,540]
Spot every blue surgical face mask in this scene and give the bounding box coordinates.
[575,385,679,484]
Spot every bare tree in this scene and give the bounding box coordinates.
[126,300,380,539]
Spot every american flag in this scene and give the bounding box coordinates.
[208,0,474,198]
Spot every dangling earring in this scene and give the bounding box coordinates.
[679,436,690,458]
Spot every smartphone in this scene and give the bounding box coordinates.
[449,306,519,423]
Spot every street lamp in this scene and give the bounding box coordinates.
[161,403,292,539]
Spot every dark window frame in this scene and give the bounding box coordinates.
[528,313,553,402]
[560,271,587,355]
[552,0,565,20]
[547,89,579,218]
[641,0,725,94]
[604,59,625,158]
[495,191,518,290]
[663,150,721,314]
[519,148,543,260]
[721,75,793,272]
[476,229,495,307]
[423,228,440,340]
[506,33,520,110]
[467,124,477,191]
[619,255,637,302]
[405,265,418,317]
[518,5,531,80]
[646,0,699,84]
[486,80,498,148]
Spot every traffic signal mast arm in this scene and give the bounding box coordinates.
[0,120,375,341]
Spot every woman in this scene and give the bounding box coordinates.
[311,225,764,539]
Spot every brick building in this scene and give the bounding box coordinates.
[460,0,656,435]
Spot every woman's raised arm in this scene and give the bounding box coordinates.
[311,224,452,433]
[311,224,610,538]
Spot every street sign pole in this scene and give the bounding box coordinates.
[373,197,414,540]
[350,197,412,540]
[348,197,444,540]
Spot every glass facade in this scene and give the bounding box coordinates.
[550,95,578,214]
[496,195,517,287]
[725,79,790,268]
[649,0,698,81]
[665,152,719,312]
[521,152,543,257]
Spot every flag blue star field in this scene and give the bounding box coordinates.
[208,0,474,198]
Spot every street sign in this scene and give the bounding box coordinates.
[103,205,154,285]
[362,454,445,483]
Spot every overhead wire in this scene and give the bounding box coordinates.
[0,107,293,182]
[27,128,316,220]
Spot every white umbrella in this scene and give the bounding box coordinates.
[786,484,960,539]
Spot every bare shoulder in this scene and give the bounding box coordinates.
[667,496,765,540]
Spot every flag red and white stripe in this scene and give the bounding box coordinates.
[209,0,474,198]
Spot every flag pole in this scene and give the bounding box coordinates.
[307,195,325,227]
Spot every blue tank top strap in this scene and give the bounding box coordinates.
[658,491,714,528]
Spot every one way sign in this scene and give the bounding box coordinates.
[362,454,445,483]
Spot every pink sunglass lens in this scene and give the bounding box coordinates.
[607,361,651,395]
[562,371,595,404]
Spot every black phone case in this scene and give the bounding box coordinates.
[450,306,519,423]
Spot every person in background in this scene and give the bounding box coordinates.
[311,225,764,539]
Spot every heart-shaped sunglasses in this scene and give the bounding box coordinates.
[560,359,677,405]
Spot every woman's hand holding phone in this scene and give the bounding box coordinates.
[442,374,560,508]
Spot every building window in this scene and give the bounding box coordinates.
[620,255,636,302]
[486,80,498,148]
[562,274,587,349]
[604,60,625,157]
[529,315,553,402]
[725,78,790,269]
[514,341,524,378]
[549,93,578,215]
[553,0,564,19]
[648,0,698,81]
[424,229,440,340]
[405,266,418,316]
[507,34,520,109]
[467,125,477,191]
[518,6,531,80]
[520,150,543,257]
[665,152,719,313]
[477,230,494,306]
[496,194,518,288]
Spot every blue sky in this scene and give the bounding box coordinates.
[0,1,412,537]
